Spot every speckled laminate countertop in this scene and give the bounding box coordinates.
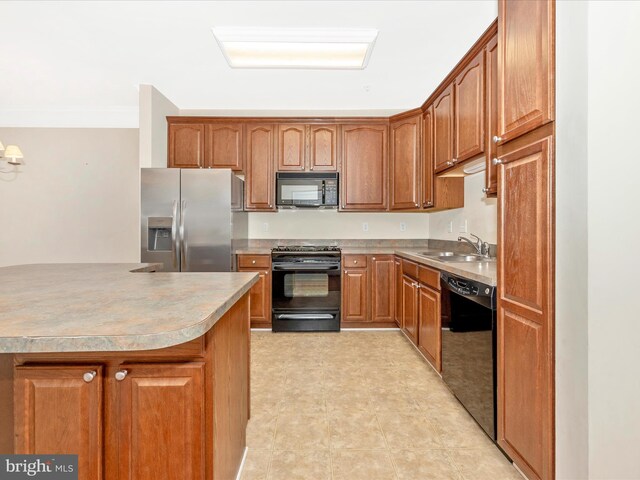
[394,250,497,286]
[0,263,258,353]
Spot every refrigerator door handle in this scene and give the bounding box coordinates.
[171,200,179,270]
[179,199,187,270]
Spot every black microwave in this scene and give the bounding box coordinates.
[276,172,339,208]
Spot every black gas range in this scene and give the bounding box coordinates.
[271,245,341,332]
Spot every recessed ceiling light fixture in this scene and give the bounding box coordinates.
[212,27,378,69]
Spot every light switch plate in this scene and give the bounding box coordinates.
[459,220,468,233]
[362,222,369,232]
[263,222,269,232]
[400,222,407,232]
[447,221,453,233]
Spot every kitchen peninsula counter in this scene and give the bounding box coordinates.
[0,263,257,480]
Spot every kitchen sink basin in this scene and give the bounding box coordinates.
[417,252,491,263]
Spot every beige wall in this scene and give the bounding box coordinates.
[248,210,429,239]
[555,1,590,478]
[139,85,178,168]
[0,128,140,267]
[427,172,497,243]
[587,3,640,478]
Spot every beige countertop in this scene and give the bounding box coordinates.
[395,250,497,286]
[0,263,258,354]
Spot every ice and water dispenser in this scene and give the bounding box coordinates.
[147,217,173,251]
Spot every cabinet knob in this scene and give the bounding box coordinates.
[482,187,490,193]
[493,135,502,144]
[353,260,358,264]
[310,166,314,170]
[301,166,304,170]
[269,204,273,208]
[492,158,503,165]
[414,203,419,207]
[446,161,453,166]
[372,257,376,260]
[452,158,458,164]
[344,270,348,274]
[83,370,97,383]
[252,260,256,264]
[115,370,128,381]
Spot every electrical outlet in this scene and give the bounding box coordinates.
[362,222,369,232]
[400,222,407,232]
[447,221,453,233]
[459,220,468,233]
[263,222,269,232]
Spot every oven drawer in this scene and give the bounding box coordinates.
[238,254,271,269]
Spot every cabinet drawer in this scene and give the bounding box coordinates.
[402,259,419,279]
[418,265,441,290]
[238,254,271,269]
[343,255,367,268]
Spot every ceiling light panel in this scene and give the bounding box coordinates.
[212,27,378,69]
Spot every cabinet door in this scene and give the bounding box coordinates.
[498,0,554,142]
[394,258,403,327]
[485,35,499,196]
[168,123,204,168]
[340,124,388,211]
[245,125,276,211]
[342,268,368,322]
[402,275,419,345]
[497,132,554,480]
[390,114,421,210]
[277,124,306,171]
[433,85,455,173]
[14,365,103,480]
[308,125,338,171]
[455,49,485,162]
[422,106,434,208]
[370,255,395,323]
[239,268,272,328]
[204,124,243,171]
[118,363,205,480]
[418,285,441,371]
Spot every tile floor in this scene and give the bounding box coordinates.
[241,331,523,480]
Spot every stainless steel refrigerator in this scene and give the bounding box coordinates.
[141,168,247,272]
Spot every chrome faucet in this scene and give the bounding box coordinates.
[458,233,490,257]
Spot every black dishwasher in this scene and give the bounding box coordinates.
[440,272,497,440]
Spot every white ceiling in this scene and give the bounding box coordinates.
[0,1,497,127]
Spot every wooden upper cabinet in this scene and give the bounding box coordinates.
[340,124,388,211]
[370,255,395,323]
[277,124,306,171]
[308,125,338,171]
[497,130,554,480]
[485,35,499,196]
[455,49,485,162]
[498,0,555,143]
[168,123,204,168]
[118,362,205,480]
[204,123,243,171]
[433,85,455,173]
[245,125,276,211]
[390,113,421,210]
[14,365,103,480]
[422,106,435,208]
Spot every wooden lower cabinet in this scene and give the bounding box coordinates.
[14,365,103,480]
[417,285,441,371]
[401,274,419,344]
[496,128,554,480]
[118,363,204,480]
[238,254,272,328]
[342,267,368,322]
[12,293,251,480]
[342,254,395,326]
[394,257,403,328]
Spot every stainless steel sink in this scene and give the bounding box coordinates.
[417,251,491,263]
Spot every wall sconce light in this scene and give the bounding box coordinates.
[0,141,24,172]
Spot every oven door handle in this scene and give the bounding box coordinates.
[276,314,336,320]
[272,264,340,271]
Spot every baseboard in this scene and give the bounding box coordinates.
[235,447,248,480]
[341,327,401,331]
